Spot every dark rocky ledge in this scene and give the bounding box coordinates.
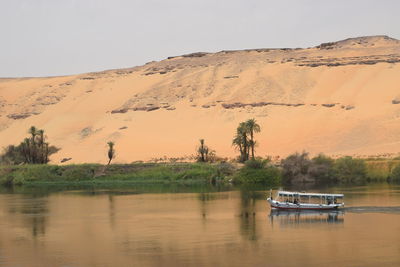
[7,112,38,120]
[296,54,400,67]
[111,103,176,114]
[221,102,305,109]
[321,104,336,108]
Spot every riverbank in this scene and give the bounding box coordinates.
[0,158,399,187]
[0,162,237,186]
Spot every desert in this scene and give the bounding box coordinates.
[1,35,400,163]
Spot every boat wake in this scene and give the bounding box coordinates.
[344,206,400,214]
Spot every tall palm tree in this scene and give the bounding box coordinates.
[245,119,261,159]
[21,138,31,163]
[197,139,209,162]
[232,123,250,162]
[37,129,45,163]
[29,126,37,163]
[107,141,115,165]
[44,142,49,164]
[29,126,37,143]
[239,122,250,161]
[232,134,244,162]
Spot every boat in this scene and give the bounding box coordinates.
[267,190,344,210]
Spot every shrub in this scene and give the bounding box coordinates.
[234,164,281,185]
[245,158,268,169]
[216,162,236,176]
[366,160,399,181]
[309,154,336,183]
[390,164,400,181]
[281,152,311,184]
[0,127,59,165]
[333,156,367,183]
[0,145,25,165]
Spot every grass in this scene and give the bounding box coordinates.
[1,158,399,188]
[232,159,281,185]
[0,162,229,186]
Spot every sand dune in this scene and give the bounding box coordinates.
[1,35,400,163]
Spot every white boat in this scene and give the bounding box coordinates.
[267,190,344,210]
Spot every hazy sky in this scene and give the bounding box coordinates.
[1,0,399,77]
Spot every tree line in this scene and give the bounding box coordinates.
[196,118,261,163]
[0,126,59,165]
[3,122,400,186]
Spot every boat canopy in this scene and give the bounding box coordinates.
[277,191,344,198]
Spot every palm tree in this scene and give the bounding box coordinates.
[37,129,45,163]
[197,139,210,162]
[232,134,244,161]
[44,142,49,163]
[21,138,31,163]
[28,126,37,163]
[232,123,250,162]
[107,141,115,165]
[245,119,261,159]
[239,122,250,161]
[29,126,37,141]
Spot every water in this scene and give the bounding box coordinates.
[0,184,399,267]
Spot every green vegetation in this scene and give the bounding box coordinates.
[232,119,261,162]
[0,126,58,165]
[233,159,281,185]
[107,141,115,165]
[281,152,311,184]
[196,139,215,162]
[0,163,233,186]
[308,154,336,183]
[365,159,400,181]
[0,156,399,187]
[390,164,400,182]
[281,152,400,184]
[334,156,367,183]
[0,123,399,187]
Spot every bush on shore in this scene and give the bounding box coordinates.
[233,159,281,185]
[281,152,311,184]
[281,153,368,184]
[333,156,367,183]
[390,164,400,182]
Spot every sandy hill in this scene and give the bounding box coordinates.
[1,35,400,163]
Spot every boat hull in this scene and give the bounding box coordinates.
[267,198,343,211]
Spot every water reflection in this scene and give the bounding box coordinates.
[108,195,116,228]
[6,195,49,237]
[238,190,261,241]
[0,184,399,267]
[269,210,344,226]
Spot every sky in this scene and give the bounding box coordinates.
[0,0,399,77]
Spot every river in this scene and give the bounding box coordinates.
[0,183,399,267]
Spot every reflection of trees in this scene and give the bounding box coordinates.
[108,195,115,228]
[7,195,49,237]
[198,193,212,221]
[239,190,259,241]
[197,192,229,222]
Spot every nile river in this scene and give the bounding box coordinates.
[0,184,399,267]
